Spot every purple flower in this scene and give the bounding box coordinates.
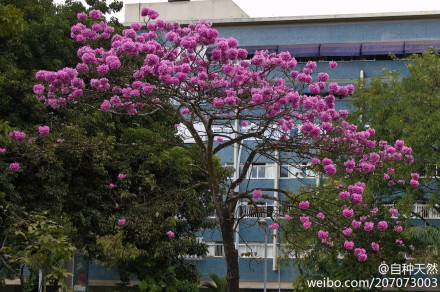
[410,179,419,187]
[342,228,352,236]
[97,64,109,75]
[9,163,20,171]
[0,148,5,153]
[89,9,102,20]
[285,214,292,220]
[344,240,354,250]
[303,221,311,229]
[318,72,329,82]
[378,221,388,231]
[317,212,325,219]
[100,100,111,111]
[118,173,127,179]
[141,7,150,17]
[357,253,367,261]
[9,131,26,141]
[343,208,354,218]
[329,61,338,68]
[354,248,366,257]
[411,173,420,180]
[118,219,125,226]
[77,12,87,21]
[130,23,142,32]
[324,164,336,176]
[351,194,363,204]
[110,183,116,188]
[213,98,224,108]
[33,84,45,95]
[167,230,175,238]
[322,158,333,166]
[147,9,159,20]
[339,191,350,200]
[371,242,380,251]
[38,126,50,136]
[269,223,279,231]
[352,220,361,229]
[312,158,320,164]
[318,230,329,240]
[252,189,262,199]
[299,201,309,209]
[300,216,309,223]
[364,221,374,231]
[394,226,403,233]
[389,208,398,216]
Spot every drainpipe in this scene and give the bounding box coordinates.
[273,150,279,271]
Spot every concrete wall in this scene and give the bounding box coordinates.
[125,0,249,25]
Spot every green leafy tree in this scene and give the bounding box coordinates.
[349,50,440,263]
[0,3,27,38]
[0,212,75,292]
[0,1,209,290]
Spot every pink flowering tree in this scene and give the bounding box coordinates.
[31,9,418,290]
[283,162,416,286]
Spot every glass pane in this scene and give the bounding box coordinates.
[258,166,265,178]
[280,165,289,177]
[251,166,258,178]
[290,165,303,178]
[266,164,274,178]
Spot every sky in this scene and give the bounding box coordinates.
[54,0,440,23]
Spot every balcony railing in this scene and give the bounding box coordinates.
[238,204,286,218]
[412,203,440,219]
[384,203,440,219]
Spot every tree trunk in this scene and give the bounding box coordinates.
[219,211,240,292]
[19,265,26,292]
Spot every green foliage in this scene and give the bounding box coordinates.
[201,273,227,292]
[1,212,74,291]
[0,119,11,143]
[0,4,27,38]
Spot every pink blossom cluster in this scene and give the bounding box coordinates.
[300,216,311,229]
[252,189,262,199]
[298,200,309,209]
[9,163,20,171]
[354,248,367,261]
[71,19,114,43]
[38,125,50,136]
[9,131,26,141]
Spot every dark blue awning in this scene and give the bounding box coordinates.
[320,43,361,56]
[361,41,404,55]
[404,40,440,53]
[238,45,279,54]
[278,44,320,57]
